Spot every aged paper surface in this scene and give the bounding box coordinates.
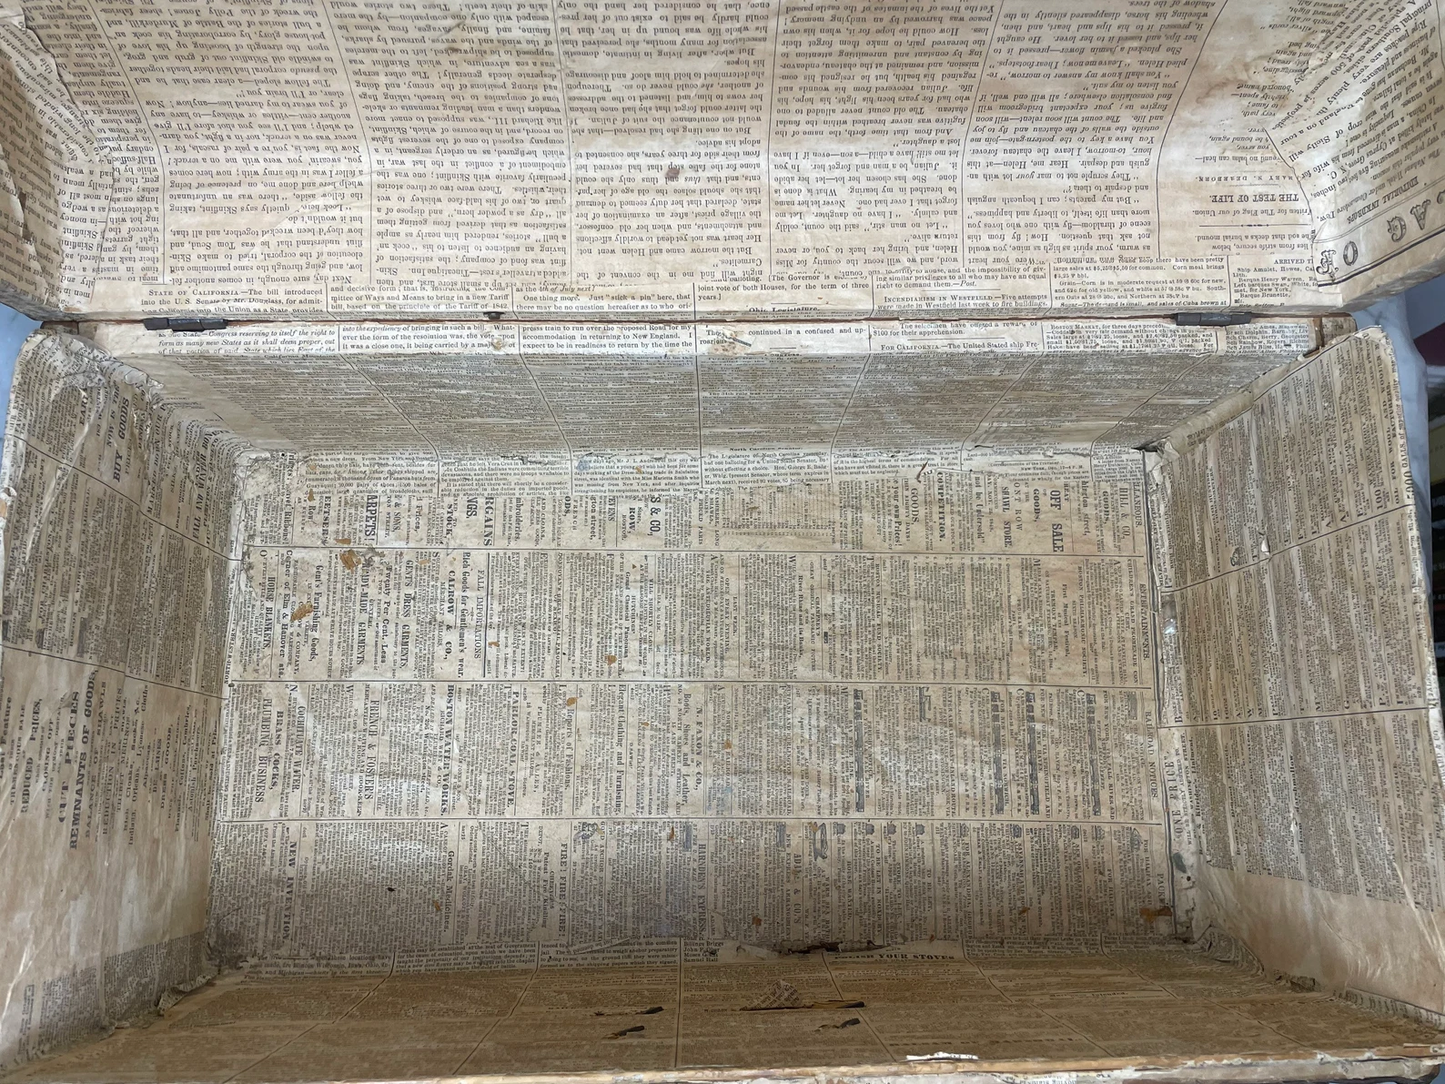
[0,4,109,316]
[1149,327,1445,1017]
[0,0,1442,318]
[0,317,1333,1071]
[0,313,1328,1070]
[197,329,1165,961]
[78,317,1318,969]
[0,312,1443,1080]
[0,0,1442,1065]
[0,333,247,1068]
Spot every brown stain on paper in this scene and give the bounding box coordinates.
[338,549,362,571]
[289,602,314,622]
[1140,905,1173,922]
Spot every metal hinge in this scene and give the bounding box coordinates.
[1173,312,1254,326]
[142,317,229,332]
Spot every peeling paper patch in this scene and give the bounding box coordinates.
[904,1051,979,1061]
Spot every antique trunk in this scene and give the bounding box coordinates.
[0,0,1443,1080]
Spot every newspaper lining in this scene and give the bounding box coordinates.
[1149,327,1445,1020]
[0,322,1442,1074]
[0,333,244,1065]
[0,317,1315,1068]
[6,312,1444,1069]
[0,0,1442,1062]
[190,321,1208,963]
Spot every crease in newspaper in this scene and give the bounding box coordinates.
[1267,0,1445,306]
[0,18,110,315]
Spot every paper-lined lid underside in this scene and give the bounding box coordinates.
[0,0,1442,321]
